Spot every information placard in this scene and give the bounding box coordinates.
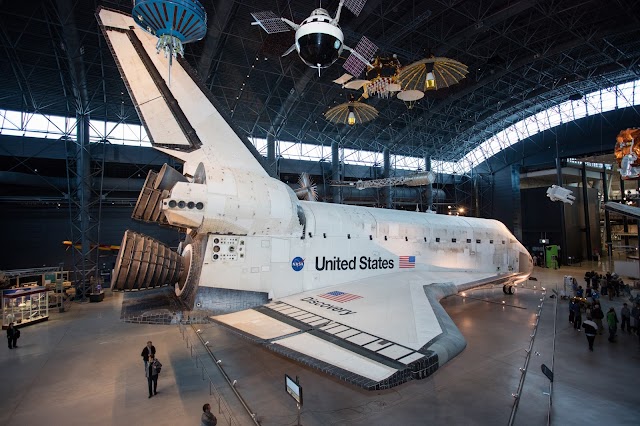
[285,374,303,405]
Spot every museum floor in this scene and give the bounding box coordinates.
[1,262,639,426]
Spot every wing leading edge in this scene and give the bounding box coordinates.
[213,270,521,390]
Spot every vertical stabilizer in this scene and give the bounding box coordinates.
[97,7,267,176]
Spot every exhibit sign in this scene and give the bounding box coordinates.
[285,374,303,406]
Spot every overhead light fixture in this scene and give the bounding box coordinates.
[347,108,356,126]
[398,57,468,93]
[324,97,378,126]
[425,72,436,89]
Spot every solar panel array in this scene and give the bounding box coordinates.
[250,11,291,34]
[344,0,368,17]
[342,36,378,77]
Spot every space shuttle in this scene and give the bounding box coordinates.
[97,8,532,390]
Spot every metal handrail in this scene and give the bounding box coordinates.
[508,289,547,426]
[177,322,260,425]
[546,288,558,425]
[177,323,241,426]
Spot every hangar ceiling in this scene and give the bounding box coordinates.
[1,0,639,164]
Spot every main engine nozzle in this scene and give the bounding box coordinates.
[111,230,188,291]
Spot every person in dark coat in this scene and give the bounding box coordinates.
[569,299,577,325]
[141,340,156,371]
[146,353,162,398]
[582,317,598,351]
[592,274,599,291]
[591,304,605,335]
[201,403,218,426]
[6,322,19,349]
[621,303,631,332]
[573,301,583,331]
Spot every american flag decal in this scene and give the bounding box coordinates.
[318,291,363,303]
[399,256,416,268]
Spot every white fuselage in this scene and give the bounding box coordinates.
[164,167,531,299]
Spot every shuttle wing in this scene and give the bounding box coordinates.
[213,270,519,390]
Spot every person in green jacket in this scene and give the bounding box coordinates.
[607,307,618,342]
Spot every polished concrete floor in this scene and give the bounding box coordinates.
[2,262,639,425]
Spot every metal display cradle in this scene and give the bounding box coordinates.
[2,286,49,329]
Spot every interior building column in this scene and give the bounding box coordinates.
[581,162,592,260]
[602,164,613,259]
[331,141,342,204]
[383,147,391,208]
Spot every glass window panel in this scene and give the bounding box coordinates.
[558,100,574,122]
[112,123,126,142]
[502,126,519,145]
[393,155,422,170]
[493,130,507,149]
[460,158,473,173]
[547,107,562,126]
[444,161,458,174]
[571,100,587,120]
[601,88,617,112]
[2,110,22,130]
[465,150,481,168]
[300,144,321,159]
[536,111,552,132]
[513,120,529,139]
[51,116,71,137]
[523,116,539,134]
[433,160,455,175]
[476,149,486,164]
[279,141,297,157]
[122,123,142,142]
[474,144,489,161]
[89,122,104,141]
[25,114,49,134]
[252,137,268,154]
[585,90,602,114]
[483,136,499,155]
[103,121,122,142]
[342,148,378,166]
[618,83,634,108]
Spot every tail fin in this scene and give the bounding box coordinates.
[97,7,267,176]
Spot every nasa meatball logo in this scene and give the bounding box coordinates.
[291,257,305,271]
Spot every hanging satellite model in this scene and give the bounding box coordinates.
[330,171,436,190]
[334,55,469,109]
[293,172,318,201]
[546,185,576,205]
[324,95,378,126]
[614,128,640,179]
[131,0,207,84]
[250,0,378,76]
